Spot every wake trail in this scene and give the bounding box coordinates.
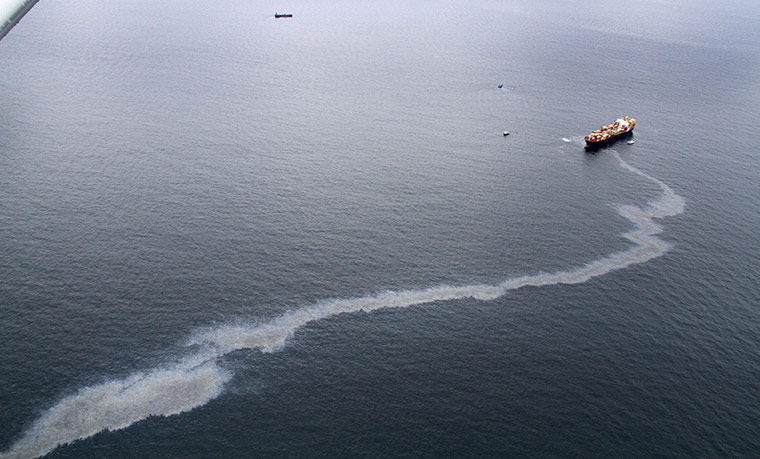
[1,152,684,459]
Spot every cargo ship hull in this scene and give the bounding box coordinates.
[584,116,636,150]
[584,127,634,149]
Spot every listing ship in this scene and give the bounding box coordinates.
[585,116,636,149]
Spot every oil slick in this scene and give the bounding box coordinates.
[1,152,684,459]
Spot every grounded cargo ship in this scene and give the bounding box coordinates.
[585,116,636,149]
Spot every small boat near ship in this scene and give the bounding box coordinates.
[585,116,636,149]
[274,13,293,18]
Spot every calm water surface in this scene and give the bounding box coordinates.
[1,0,759,457]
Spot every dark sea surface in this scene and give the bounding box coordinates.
[1,0,760,457]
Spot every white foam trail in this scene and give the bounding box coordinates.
[1,152,683,459]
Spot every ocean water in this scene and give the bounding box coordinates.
[1,0,760,457]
